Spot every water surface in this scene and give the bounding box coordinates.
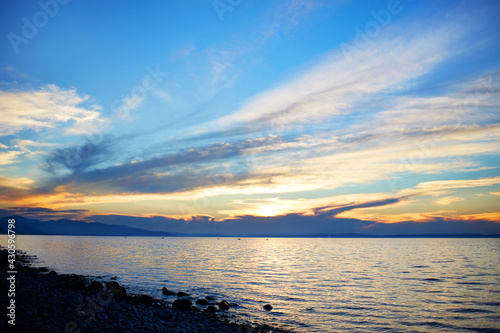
[2,236,500,332]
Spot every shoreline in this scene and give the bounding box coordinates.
[1,248,290,333]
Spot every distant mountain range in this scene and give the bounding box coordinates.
[0,215,177,237]
[1,215,499,238]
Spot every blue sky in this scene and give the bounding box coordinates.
[0,0,499,235]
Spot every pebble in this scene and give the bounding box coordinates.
[196,299,209,305]
[219,300,230,310]
[63,294,83,306]
[0,249,289,333]
[264,304,273,311]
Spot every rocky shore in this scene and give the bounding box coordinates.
[0,248,289,333]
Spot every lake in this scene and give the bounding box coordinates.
[2,236,500,332]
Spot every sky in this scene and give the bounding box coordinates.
[0,0,499,235]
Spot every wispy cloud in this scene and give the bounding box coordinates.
[0,175,34,189]
[113,95,144,121]
[2,4,498,230]
[258,0,325,39]
[435,196,465,206]
[0,150,23,165]
[0,84,106,136]
[211,23,458,134]
[188,0,325,100]
[411,177,500,192]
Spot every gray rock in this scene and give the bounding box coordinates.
[69,278,86,290]
[86,281,104,291]
[195,299,208,305]
[172,299,192,311]
[162,287,175,295]
[219,300,230,310]
[106,281,126,294]
[63,294,83,307]
[136,294,155,304]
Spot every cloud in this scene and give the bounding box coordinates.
[88,213,374,235]
[0,150,23,165]
[0,84,106,136]
[412,177,500,192]
[363,218,500,235]
[459,212,500,222]
[41,135,281,193]
[170,43,196,61]
[43,135,114,175]
[114,95,145,120]
[11,139,60,159]
[0,176,34,189]
[218,193,407,219]
[32,116,500,217]
[87,212,500,236]
[26,5,496,210]
[0,207,89,221]
[435,196,465,206]
[258,0,324,39]
[210,23,458,134]
[337,210,455,224]
[188,0,325,100]
[3,7,498,229]
[14,139,57,149]
[0,176,39,209]
[315,176,500,223]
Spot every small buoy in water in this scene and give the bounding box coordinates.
[263,304,273,311]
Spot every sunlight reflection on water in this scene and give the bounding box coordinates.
[3,236,500,332]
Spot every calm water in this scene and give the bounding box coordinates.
[2,236,500,332]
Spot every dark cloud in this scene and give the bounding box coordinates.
[364,218,500,235]
[0,207,89,220]
[88,213,374,235]
[45,135,285,194]
[43,135,114,175]
[88,213,500,236]
[314,197,406,217]
[2,205,498,235]
[39,125,386,197]
[0,185,31,201]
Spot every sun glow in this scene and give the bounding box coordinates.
[257,204,288,217]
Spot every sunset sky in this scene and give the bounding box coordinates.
[0,0,499,235]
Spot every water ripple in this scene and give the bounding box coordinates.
[5,236,500,333]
